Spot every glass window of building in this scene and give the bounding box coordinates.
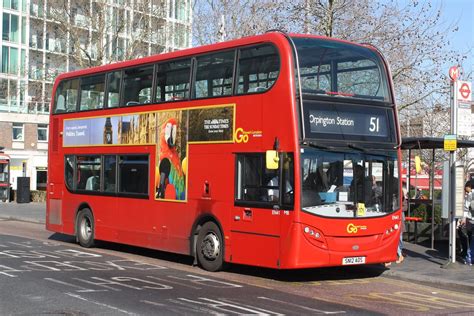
[37,124,48,141]
[36,168,47,190]
[3,0,19,10]
[2,13,19,42]
[9,47,18,74]
[0,79,7,106]
[21,16,26,44]
[1,46,8,73]
[1,46,19,74]
[2,14,9,41]
[12,122,23,141]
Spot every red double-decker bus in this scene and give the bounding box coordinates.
[46,31,402,271]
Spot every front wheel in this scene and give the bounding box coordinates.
[76,208,95,248]
[196,222,224,272]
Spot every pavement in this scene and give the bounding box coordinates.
[0,201,46,224]
[0,201,473,293]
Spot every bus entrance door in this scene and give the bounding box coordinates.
[231,204,280,268]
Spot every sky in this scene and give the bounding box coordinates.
[436,0,474,78]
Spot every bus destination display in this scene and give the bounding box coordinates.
[308,109,387,137]
[302,101,395,142]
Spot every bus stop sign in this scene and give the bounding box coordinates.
[449,66,459,81]
[458,82,472,101]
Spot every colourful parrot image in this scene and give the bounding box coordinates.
[156,118,186,200]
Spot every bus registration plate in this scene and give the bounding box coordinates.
[342,256,365,265]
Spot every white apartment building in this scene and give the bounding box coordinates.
[0,0,192,194]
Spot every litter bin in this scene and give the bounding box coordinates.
[17,177,30,203]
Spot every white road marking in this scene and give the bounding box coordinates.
[178,297,283,315]
[140,300,165,307]
[45,277,108,293]
[147,275,202,289]
[168,274,243,288]
[65,292,136,315]
[258,296,346,314]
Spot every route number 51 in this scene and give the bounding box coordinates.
[369,117,379,133]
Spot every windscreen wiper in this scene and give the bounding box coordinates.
[301,141,332,150]
[347,143,366,152]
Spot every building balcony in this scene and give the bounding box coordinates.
[0,100,50,114]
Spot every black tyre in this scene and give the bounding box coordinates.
[196,222,224,272]
[76,208,95,248]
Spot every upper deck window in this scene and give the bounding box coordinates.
[194,51,234,99]
[156,59,191,102]
[292,37,391,103]
[122,65,154,106]
[107,71,121,108]
[236,44,279,94]
[53,79,79,113]
[79,74,105,111]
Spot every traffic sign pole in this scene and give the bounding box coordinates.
[448,79,457,265]
[449,80,458,263]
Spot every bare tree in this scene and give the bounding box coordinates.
[192,0,286,45]
[48,0,169,68]
[193,0,471,116]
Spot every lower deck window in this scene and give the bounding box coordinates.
[76,156,101,191]
[119,155,148,194]
[64,154,149,197]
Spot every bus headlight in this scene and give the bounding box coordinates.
[301,224,327,249]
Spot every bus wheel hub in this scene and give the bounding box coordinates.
[201,233,220,260]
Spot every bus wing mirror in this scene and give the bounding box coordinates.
[266,150,279,170]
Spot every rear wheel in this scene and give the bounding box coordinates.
[76,208,95,248]
[196,222,224,272]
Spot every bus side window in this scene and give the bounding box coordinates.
[65,156,75,190]
[237,45,280,95]
[194,51,234,99]
[104,155,116,192]
[235,153,294,205]
[107,71,121,108]
[156,59,191,102]
[54,79,79,113]
[122,66,154,106]
[56,95,66,112]
[76,156,101,191]
[118,155,148,195]
[80,74,105,111]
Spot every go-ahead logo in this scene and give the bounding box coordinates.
[234,128,262,143]
[347,223,367,234]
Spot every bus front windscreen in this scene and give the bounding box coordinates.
[292,37,391,103]
[301,148,400,218]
